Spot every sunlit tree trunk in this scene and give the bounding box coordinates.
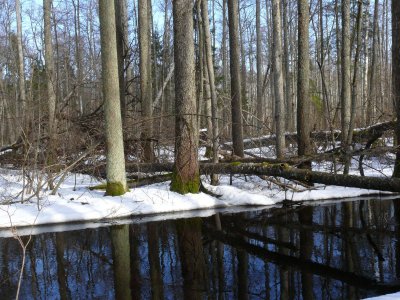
[139,0,154,162]
[271,0,285,159]
[43,0,57,187]
[115,0,128,123]
[228,0,244,157]
[297,0,312,164]
[201,0,219,185]
[170,0,200,194]
[99,0,128,196]
[367,0,380,125]
[341,0,351,147]
[256,0,264,130]
[16,0,26,124]
[393,0,400,178]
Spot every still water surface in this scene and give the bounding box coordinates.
[1,197,400,299]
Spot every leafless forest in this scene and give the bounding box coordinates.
[0,0,399,195]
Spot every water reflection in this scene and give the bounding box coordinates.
[1,198,400,299]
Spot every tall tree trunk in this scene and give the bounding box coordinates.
[222,0,228,92]
[344,0,363,174]
[392,0,400,178]
[170,0,200,194]
[99,0,128,196]
[72,0,83,115]
[341,0,351,147]
[283,0,292,132]
[271,0,285,159]
[201,0,219,185]
[139,0,154,162]
[115,0,128,123]
[362,1,370,126]
[16,0,26,124]
[256,0,264,130]
[228,0,244,157]
[297,0,312,163]
[43,0,57,187]
[367,0,380,125]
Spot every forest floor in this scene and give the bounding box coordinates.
[0,145,396,232]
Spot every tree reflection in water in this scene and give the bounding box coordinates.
[0,197,400,299]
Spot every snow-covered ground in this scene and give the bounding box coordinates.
[364,292,400,299]
[0,153,394,232]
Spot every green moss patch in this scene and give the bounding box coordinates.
[105,181,129,196]
[170,171,200,194]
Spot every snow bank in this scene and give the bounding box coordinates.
[0,166,393,231]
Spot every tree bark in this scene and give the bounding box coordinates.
[201,0,219,185]
[228,0,244,157]
[256,0,264,130]
[367,0,380,125]
[297,0,312,162]
[393,0,400,178]
[139,0,154,162]
[99,0,128,195]
[43,0,57,187]
[16,0,26,121]
[171,0,200,194]
[271,0,286,159]
[341,0,351,146]
[115,0,128,123]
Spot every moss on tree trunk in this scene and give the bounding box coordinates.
[106,181,129,196]
[170,170,200,194]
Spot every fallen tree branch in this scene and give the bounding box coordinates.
[221,121,395,151]
[117,162,400,193]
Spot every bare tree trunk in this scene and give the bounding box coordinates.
[392,0,400,178]
[201,0,219,185]
[283,0,292,132]
[271,0,285,159]
[297,0,312,165]
[256,0,264,130]
[341,0,351,147]
[344,0,363,174]
[367,0,380,125]
[16,0,26,125]
[171,0,200,194]
[222,0,228,92]
[362,1,370,127]
[72,0,83,115]
[99,0,128,195]
[115,0,128,123]
[228,0,244,157]
[43,0,57,187]
[139,0,154,162]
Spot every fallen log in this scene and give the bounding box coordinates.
[221,120,395,150]
[120,162,400,193]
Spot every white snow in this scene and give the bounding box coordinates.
[0,160,394,232]
[364,292,400,299]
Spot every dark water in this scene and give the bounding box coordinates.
[1,197,400,300]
